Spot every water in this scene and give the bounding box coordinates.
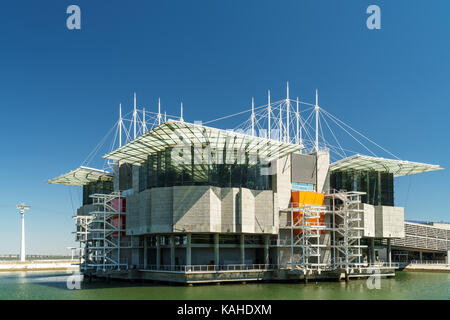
[0,271,448,300]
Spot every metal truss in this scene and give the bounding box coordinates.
[75,192,129,271]
[327,191,366,272]
[280,191,367,273]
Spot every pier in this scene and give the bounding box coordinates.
[0,260,79,272]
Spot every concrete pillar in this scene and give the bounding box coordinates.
[264,235,270,265]
[186,234,191,266]
[214,234,220,266]
[370,238,376,264]
[387,239,391,266]
[377,172,382,206]
[446,251,450,265]
[143,236,148,269]
[170,234,175,270]
[240,234,245,265]
[156,235,161,269]
[419,250,423,262]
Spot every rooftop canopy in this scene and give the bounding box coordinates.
[330,154,443,177]
[103,120,303,166]
[47,166,112,186]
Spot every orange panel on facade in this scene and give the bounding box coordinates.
[291,191,325,234]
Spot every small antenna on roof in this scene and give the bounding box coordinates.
[143,108,147,134]
[157,98,162,125]
[119,103,122,147]
[133,92,137,139]
[268,90,271,139]
[180,102,184,122]
[286,82,290,143]
[251,97,255,136]
[315,89,319,152]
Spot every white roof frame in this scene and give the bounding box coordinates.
[103,120,303,165]
[47,166,112,186]
[330,154,443,177]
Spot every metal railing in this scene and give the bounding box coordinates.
[140,264,277,273]
[409,260,448,265]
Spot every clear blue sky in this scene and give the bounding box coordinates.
[0,0,449,254]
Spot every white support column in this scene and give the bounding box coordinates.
[214,234,220,266]
[279,101,283,141]
[20,212,25,262]
[268,90,271,139]
[240,234,245,265]
[157,98,162,125]
[17,204,30,263]
[133,92,137,139]
[180,102,184,122]
[119,103,122,147]
[296,97,300,146]
[186,233,191,266]
[251,97,255,136]
[286,82,290,143]
[142,108,147,134]
[315,89,319,152]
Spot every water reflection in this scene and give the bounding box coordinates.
[0,271,448,300]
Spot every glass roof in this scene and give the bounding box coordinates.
[330,154,443,177]
[103,120,303,165]
[47,166,112,186]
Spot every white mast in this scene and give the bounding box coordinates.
[133,92,137,139]
[279,95,282,141]
[16,203,30,262]
[315,89,319,152]
[251,97,255,136]
[164,111,167,122]
[157,98,162,125]
[267,90,271,139]
[180,102,184,122]
[119,103,122,147]
[142,108,147,134]
[296,97,300,146]
[286,82,290,143]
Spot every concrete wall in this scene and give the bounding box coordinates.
[375,206,405,238]
[125,185,276,235]
[173,186,214,233]
[291,153,316,184]
[113,163,120,192]
[274,155,291,211]
[240,188,256,233]
[361,203,375,238]
[150,187,173,233]
[132,165,139,194]
[220,188,239,233]
[316,151,330,193]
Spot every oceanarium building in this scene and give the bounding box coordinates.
[48,90,448,283]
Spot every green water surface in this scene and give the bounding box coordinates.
[0,271,448,300]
